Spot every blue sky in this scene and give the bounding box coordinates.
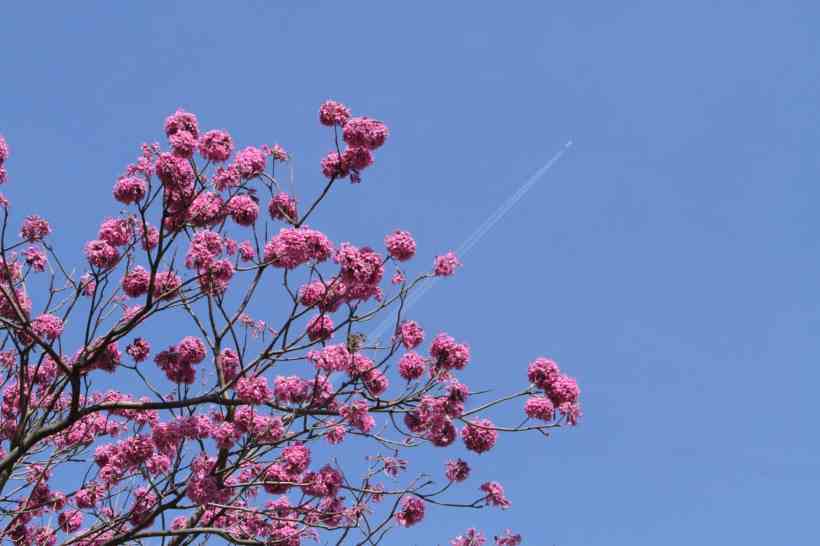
[2,2,819,544]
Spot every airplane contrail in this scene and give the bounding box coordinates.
[369,140,573,341]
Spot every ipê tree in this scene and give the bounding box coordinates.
[0,102,581,546]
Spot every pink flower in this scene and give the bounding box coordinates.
[319,100,351,126]
[391,269,405,284]
[494,530,522,546]
[546,374,580,406]
[430,333,471,371]
[274,375,310,404]
[340,400,374,433]
[270,144,289,161]
[164,109,199,139]
[364,369,389,396]
[451,529,486,546]
[154,348,194,384]
[385,230,416,261]
[238,240,255,262]
[217,348,240,381]
[321,151,349,179]
[302,465,343,498]
[23,246,47,272]
[326,425,346,445]
[395,496,425,527]
[75,484,99,508]
[434,251,461,276]
[98,217,133,246]
[383,457,407,478]
[527,357,560,389]
[176,336,206,365]
[126,338,151,362]
[335,243,383,300]
[299,279,345,312]
[307,344,351,373]
[343,117,389,150]
[342,146,373,171]
[187,192,225,227]
[235,376,272,404]
[140,223,160,250]
[21,215,51,241]
[264,227,333,269]
[152,270,181,300]
[268,192,297,222]
[198,129,233,162]
[445,459,470,482]
[211,421,240,449]
[31,314,63,341]
[461,419,497,454]
[524,396,554,421]
[398,320,424,349]
[234,146,266,179]
[212,165,241,191]
[58,510,83,533]
[306,314,334,341]
[155,152,194,191]
[0,135,8,164]
[84,240,119,269]
[480,481,511,509]
[121,266,150,297]
[170,130,197,158]
[398,352,425,381]
[185,230,223,270]
[227,194,259,226]
[281,443,311,474]
[113,176,146,204]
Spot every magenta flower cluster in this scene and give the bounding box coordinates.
[0,104,582,546]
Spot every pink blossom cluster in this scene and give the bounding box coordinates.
[395,496,425,527]
[334,242,384,302]
[30,313,63,341]
[126,337,151,362]
[446,458,471,482]
[235,375,273,404]
[340,400,374,433]
[398,351,426,381]
[384,229,416,261]
[263,227,333,269]
[268,192,297,222]
[184,230,235,295]
[430,332,471,373]
[226,194,259,226]
[20,215,51,242]
[306,314,334,341]
[0,106,581,545]
[398,319,424,349]
[0,134,8,184]
[527,357,582,425]
[480,481,512,509]
[153,336,206,384]
[434,251,461,276]
[319,100,388,183]
[23,246,47,272]
[461,419,498,454]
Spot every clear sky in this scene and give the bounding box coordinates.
[2,2,819,545]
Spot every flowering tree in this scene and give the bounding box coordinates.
[0,102,581,546]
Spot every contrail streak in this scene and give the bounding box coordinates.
[369,140,573,341]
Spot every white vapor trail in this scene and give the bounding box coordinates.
[369,140,573,341]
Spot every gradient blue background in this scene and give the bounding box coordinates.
[2,2,819,544]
